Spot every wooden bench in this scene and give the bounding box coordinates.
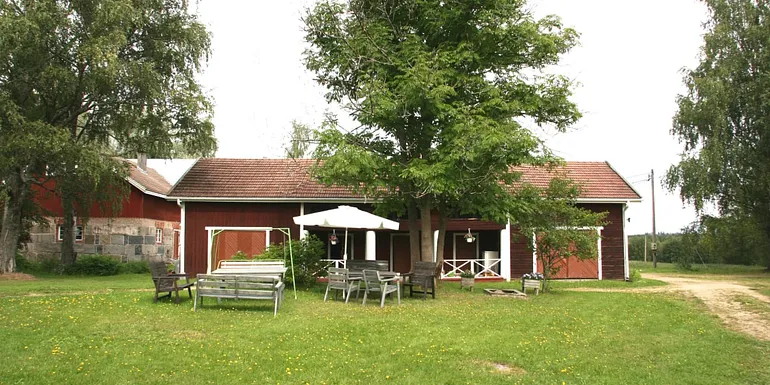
[194,274,285,316]
[347,260,389,276]
[215,260,287,280]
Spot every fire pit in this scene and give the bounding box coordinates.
[483,289,527,298]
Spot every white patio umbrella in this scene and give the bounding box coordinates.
[293,205,400,259]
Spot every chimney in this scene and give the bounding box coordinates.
[137,153,147,172]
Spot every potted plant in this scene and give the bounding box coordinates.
[521,272,544,294]
[463,229,475,243]
[460,270,475,291]
[329,232,338,245]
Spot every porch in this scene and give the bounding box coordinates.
[312,227,512,281]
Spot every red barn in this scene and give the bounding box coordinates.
[25,159,181,262]
[168,159,641,280]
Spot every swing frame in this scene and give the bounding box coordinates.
[205,226,297,299]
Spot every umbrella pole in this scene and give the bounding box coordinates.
[343,228,349,260]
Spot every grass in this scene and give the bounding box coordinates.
[630,261,770,276]
[1,274,769,384]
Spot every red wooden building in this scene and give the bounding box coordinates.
[168,159,641,280]
[26,159,181,262]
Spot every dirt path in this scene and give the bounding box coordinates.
[572,273,770,341]
[642,273,770,341]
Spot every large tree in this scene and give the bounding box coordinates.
[305,0,581,265]
[0,0,217,272]
[665,0,770,268]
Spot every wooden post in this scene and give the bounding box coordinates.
[650,169,657,269]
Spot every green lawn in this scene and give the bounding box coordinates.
[630,260,770,276]
[0,274,769,384]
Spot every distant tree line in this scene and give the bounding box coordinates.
[629,215,770,268]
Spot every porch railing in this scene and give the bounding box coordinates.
[441,259,502,279]
[321,259,347,270]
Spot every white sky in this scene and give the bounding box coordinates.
[194,0,710,235]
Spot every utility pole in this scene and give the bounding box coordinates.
[650,169,657,269]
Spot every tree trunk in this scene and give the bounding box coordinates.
[0,170,27,273]
[419,201,434,262]
[407,200,420,267]
[60,195,77,265]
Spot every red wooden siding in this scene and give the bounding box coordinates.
[507,203,626,280]
[183,202,301,275]
[141,194,181,221]
[579,203,625,280]
[34,183,179,222]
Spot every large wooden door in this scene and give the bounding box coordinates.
[391,234,410,273]
[535,232,598,279]
[212,230,267,269]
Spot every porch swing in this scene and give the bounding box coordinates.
[205,226,298,299]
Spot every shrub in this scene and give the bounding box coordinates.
[15,253,40,273]
[119,261,150,274]
[258,235,325,287]
[628,269,642,282]
[231,250,250,260]
[66,255,120,276]
[39,257,64,274]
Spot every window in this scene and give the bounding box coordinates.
[156,228,163,244]
[57,225,83,241]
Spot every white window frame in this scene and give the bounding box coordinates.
[57,225,83,242]
[155,228,163,244]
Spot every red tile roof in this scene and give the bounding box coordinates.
[127,162,174,196]
[511,162,641,200]
[168,158,641,201]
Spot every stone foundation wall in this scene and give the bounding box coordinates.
[24,217,180,262]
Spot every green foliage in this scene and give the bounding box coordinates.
[518,178,607,290]
[459,270,475,278]
[66,255,120,276]
[305,0,582,260]
[665,0,770,266]
[230,251,251,260]
[628,269,642,283]
[259,235,326,287]
[630,214,770,267]
[284,120,314,159]
[14,253,38,273]
[118,261,150,275]
[0,0,218,269]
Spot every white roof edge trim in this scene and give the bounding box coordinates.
[575,198,643,203]
[166,196,640,204]
[604,161,644,200]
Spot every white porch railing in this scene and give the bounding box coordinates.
[441,259,502,279]
[321,259,347,270]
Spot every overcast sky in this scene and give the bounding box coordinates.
[194,0,709,235]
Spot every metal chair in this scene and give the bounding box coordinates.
[324,267,360,303]
[361,269,400,308]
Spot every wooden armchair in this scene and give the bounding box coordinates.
[150,259,194,303]
[324,267,360,303]
[402,261,438,299]
[361,269,400,308]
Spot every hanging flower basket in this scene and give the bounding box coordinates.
[329,234,338,245]
[464,229,475,243]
